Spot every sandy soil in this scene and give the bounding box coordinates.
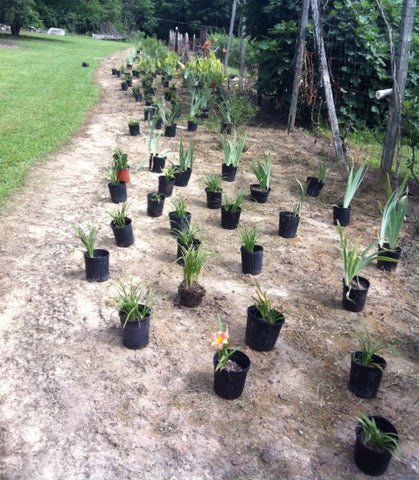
[0,49,418,480]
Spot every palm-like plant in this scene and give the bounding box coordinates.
[108,202,130,227]
[73,223,99,258]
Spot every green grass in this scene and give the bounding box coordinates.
[0,33,131,210]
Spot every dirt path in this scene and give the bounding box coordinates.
[0,50,418,480]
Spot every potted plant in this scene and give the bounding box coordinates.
[333,159,369,226]
[124,73,132,87]
[112,148,129,182]
[204,173,223,209]
[178,244,211,307]
[240,225,263,275]
[377,176,408,271]
[279,179,308,238]
[108,202,134,247]
[128,119,140,136]
[348,321,388,398]
[158,97,179,137]
[132,85,142,102]
[140,116,173,174]
[220,132,246,182]
[306,156,330,197]
[245,282,285,351]
[173,222,201,265]
[187,87,204,131]
[168,194,191,234]
[111,279,157,349]
[106,164,127,204]
[221,189,245,230]
[210,316,251,399]
[158,164,177,198]
[354,413,399,476]
[249,152,272,203]
[337,222,398,312]
[147,192,166,217]
[173,138,195,187]
[73,223,109,282]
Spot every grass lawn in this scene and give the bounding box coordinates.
[0,33,131,210]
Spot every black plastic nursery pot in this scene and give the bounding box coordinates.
[121,82,128,91]
[221,163,237,182]
[333,205,351,226]
[377,243,401,271]
[213,350,251,400]
[108,181,127,203]
[279,211,300,238]
[84,249,109,282]
[187,121,198,132]
[205,189,222,209]
[342,276,370,312]
[169,211,191,234]
[348,352,386,398]
[128,123,140,136]
[174,168,192,187]
[147,193,165,217]
[120,314,150,350]
[110,219,134,247]
[245,305,285,351]
[240,245,263,275]
[149,154,166,173]
[249,184,271,204]
[306,176,324,197]
[158,176,175,197]
[164,124,177,138]
[176,239,201,265]
[221,207,241,230]
[354,416,398,476]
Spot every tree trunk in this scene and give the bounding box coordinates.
[311,0,345,162]
[288,0,310,133]
[224,0,239,74]
[380,0,416,174]
[11,22,22,36]
[239,16,246,91]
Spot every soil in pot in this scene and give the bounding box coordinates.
[222,163,237,182]
[108,182,127,203]
[221,207,241,230]
[249,184,271,204]
[84,249,109,282]
[306,176,324,197]
[178,280,206,307]
[342,276,370,312]
[377,243,401,271]
[241,245,263,275]
[279,211,300,238]
[213,350,251,400]
[158,176,175,197]
[245,305,285,351]
[354,416,398,476]
[110,219,134,247]
[333,205,351,226]
[348,352,386,398]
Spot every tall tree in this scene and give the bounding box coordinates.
[0,0,37,35]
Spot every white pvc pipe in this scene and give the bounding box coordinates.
[376,88,393,100]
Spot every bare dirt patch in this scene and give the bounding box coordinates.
[0,50,417,480]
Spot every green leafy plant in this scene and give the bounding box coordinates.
[157,97,179,126]
[378,176,408,250]
[161,164,177,181]
[132,85,141,96]
[73,223,99,258]
[252,281,285,323]
[342,159,369,208]
[106,164,119,186]
[223,189,245,212]
[240,225,258,252]
[318,155,332,183]
[108,202,130,227]
[173,222,201,247]
[111,279,157,328]
[204,173,223,193]
[250,152,272,191]
[128,120,139,127]
[293,179,309,217]
[171,194,188,217]
[149,192,164,202]
[337,221,398,288]
[356,414,399,459]
[181,244,211,289]
[353,321,388,371]
[220,132,246,167]
[112,148,128,170]
[188,87,205,121]
[210,315,240,372]
[178,138,195,171]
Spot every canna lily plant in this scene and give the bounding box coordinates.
[210,316,239,371]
